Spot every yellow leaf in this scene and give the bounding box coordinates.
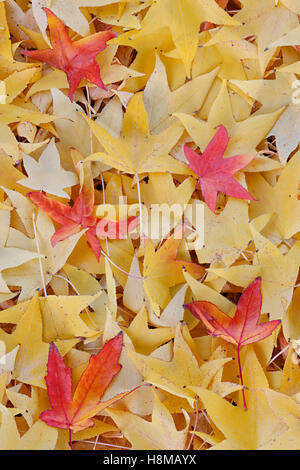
[125,306,175,355]
[0,405,57,450]
[175,80,284,156]
[108,391,190,450]
[137,0,239,76]
[85,93,189,175]
[196,347,292,449]
[143,233,204,314]
[144,54,218,132]
[0,292,77,387]
[247,150,300,240]
[128,324,232,405]
[206,0,298,75]
[18,138,77,198]
[0,1,12,61]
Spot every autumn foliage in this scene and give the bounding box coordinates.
[0,0,299,452]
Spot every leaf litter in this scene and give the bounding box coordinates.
[0,0,299,451]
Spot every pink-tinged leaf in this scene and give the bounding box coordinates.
[184,125,255,213]
[198,125,229,169]
[70,181,94,223]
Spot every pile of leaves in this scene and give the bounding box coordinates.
[0,0,299,451]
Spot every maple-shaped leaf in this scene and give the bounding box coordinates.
[27,160,136,261]
[136,0,239,76]
[40,333,133,446]
[108,391,190,450]
[143,232,205,315]
[0,404,57,450]
[205,0,298,75]
[184,125,255,213]
[195,347,300,450]
[18,138,77,198]
[21,8,115,101]
[176,81,283,161]
[184,278,281,409]
[208,222,300,322]
[128,324,235,406]
[27,176,101,260]
[247,150,300,240]
[0,291,76,388]
[143,54,218,132]
[85,92,189,175]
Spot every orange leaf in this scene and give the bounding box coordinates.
[185,277,281,347]
[27,188,101,260]
[39,333,134,443]
[185,277,281,408]
[21,8,115,101]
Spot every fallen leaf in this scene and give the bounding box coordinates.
[185,277,281,408]
[18,138,77,198]
[136,0,238,76]
[22,8,115,101]
[143,232,204,314]
[40,332,132,439]
[184,124,255,213]
[85,92,189,175]
[108,390,190,450]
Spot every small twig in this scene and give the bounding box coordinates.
[86,86,94,156]
[87,85,110,256]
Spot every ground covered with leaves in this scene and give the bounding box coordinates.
[0,0,300,451]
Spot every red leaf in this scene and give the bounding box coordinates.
[21,8,115,101]
[28,189,139,260]
[184,278,281,409]
[27,188,102,260]
[39,342,74,429]
[184,125,255,213]
[185,278,280,347]
[40,333,132,436]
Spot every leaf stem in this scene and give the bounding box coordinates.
[101,249,144,280]
[187,399,199,450]
[32,212,47,297]
[237,344,247,410]
[69,428,74,450]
